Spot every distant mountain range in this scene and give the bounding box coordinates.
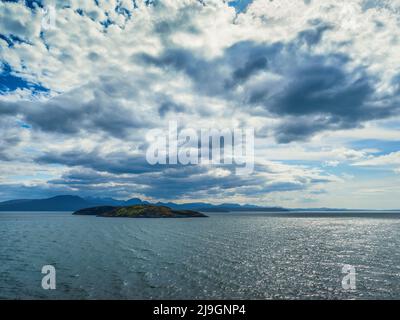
[0,195,288,212]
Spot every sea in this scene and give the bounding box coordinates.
[0,211,399,299]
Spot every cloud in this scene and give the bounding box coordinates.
[140,33,399,142]
[1,0,400,206]
[36,148,165,175]
[0,75,155,137]
[353,151,400,167]
[0,1,41,40]
[39,159,335,201]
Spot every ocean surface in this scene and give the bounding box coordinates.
[0,211,399,300]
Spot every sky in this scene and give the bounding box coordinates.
[0,0,400,209]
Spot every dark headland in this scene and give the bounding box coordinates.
[73,204,208,218]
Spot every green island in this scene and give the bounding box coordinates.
[73,204,208,218]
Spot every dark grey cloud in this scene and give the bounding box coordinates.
[0,132,21,161]
[36,149,166,175]
[296,22,333,47]
[33,147,332,201]
[0,118,24,161]
[44,164,309,200]
[232,56,268,82]
[156,95,186,117]
[0,79,150,138]
[138,23,399,143]
[266,59,398,142]
[138,40,282,95]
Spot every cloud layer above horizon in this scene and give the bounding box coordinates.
[1,0,400,208]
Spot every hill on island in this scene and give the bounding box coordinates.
[73,205,208,218]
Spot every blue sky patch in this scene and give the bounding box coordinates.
[0,63,49,94]
[350,139,400,155]
[228,0,253,13]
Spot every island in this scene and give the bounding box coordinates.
[73,204,208,218]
